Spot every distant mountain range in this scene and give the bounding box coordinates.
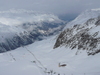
[0,9,65,52]
[0,8,100,75]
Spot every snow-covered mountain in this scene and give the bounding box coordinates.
[0,9,65,52]
[0,8,100,75]
[0,35,100,75]
[64,8,100,29]
[54,8,100,55]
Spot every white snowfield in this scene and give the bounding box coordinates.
[0,36,100,75]
[64,8,100,29]
[0,8,100,75]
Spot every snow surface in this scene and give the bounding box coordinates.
[0,36,100,75]
[64,8,100,29]
[0,8,100,75]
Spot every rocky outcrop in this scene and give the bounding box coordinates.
[54,17,100,55]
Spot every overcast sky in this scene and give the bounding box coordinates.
[0,0,100,15]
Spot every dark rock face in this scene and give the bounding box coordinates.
[0,22,65,53]
[54,17,100,55]
[95,16,100,26]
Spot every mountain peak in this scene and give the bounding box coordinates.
[0,9,65,52]
[54,8,100,55]
[64,8,100,29]
[0,9,63,26]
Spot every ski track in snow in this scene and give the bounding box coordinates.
[0,36,100,75]
[1,8,100,75]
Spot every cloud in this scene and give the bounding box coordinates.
[0,0,100,15]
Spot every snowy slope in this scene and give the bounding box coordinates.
[0,36,100,75]
[64,8,100,29]
[0,8,100,75]
[54,8,100,55]
[0,9,65,52]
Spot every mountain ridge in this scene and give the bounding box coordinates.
[0,9,65,52]
[54,9,100,55]
[64,8,100,29]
